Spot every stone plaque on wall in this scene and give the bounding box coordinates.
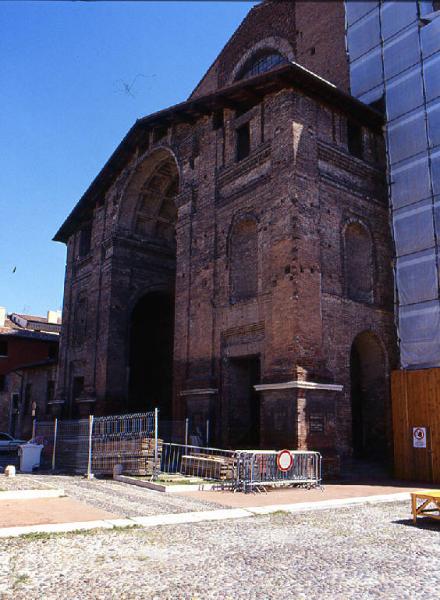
[309,414,325,433]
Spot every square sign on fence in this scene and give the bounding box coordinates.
[413,427,427,449]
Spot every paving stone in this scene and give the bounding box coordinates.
[1,501,439,599]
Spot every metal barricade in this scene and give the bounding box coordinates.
[235,450,322,493]
[92,412,157,476]
[52,418,91,474]
[34,411,157,476]
[160,443,237,483]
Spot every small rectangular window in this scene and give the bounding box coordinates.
[0,340,8,357]
[79,224,92,257]
[347,120,363,159]
[213,110,224,130]
[236,123,251,162]
[0,374,5,392]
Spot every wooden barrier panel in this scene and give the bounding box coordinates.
[391,369,440,483]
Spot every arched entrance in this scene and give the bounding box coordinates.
[124,150,179,417]
[350,332,388,461]
[128,291,174,417]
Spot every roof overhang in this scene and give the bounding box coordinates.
[54,62,384,243]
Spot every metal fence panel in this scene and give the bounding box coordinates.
[55,419,91,474]
[34,411,157,476]
[92,412,157,476]
[235,450,322,493]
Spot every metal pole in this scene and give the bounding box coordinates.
[32,418,36,440]
[185,417,189,449]
[206,419,210,447]
[86,414,94,479]
[154,407,159,472]
[52,417,58,471]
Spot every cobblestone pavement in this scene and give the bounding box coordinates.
[0,474,222,516]
[1,501,439,600]
[0,474,49,491]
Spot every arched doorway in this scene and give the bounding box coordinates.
[128,292,174,417]
[124,150,179,417]
[350,332,388,461]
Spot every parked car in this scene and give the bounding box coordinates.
[0,432,25,452]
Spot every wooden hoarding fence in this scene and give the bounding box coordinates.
[391,368,440,483]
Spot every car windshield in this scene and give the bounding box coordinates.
[0,433,12,441]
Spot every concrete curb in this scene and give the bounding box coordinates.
[244,492,411,515]
[0,491,411,538]
[0,489,65,501]
[131,508,252,527]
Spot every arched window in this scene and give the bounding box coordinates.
[344,222,373,303]
[133,159,178,248]
[235,50,288,81]
[230,218,258,302]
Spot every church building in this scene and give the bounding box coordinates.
[53,1,396,472]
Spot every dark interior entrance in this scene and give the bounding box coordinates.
[128,292,174,417]
[350,332,388,461]
[227,356,260,449]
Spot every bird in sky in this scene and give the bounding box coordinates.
[113,73,157,98]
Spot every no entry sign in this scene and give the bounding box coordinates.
[277,449,293,472]
[413,427,427,449]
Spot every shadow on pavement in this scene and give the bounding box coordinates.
[393,518,440,531]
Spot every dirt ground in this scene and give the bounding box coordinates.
[0,497,117,527]
[180,481,425,507]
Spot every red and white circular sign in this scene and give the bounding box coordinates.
[414,428,425,441]
[277,449,293,472]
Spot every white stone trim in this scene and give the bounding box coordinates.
[179,388,218,397]
[254,381,343,392]
[0,489,65,501]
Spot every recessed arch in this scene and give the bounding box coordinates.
[343,219,374,303]
[350,331,389,461]
[228,37,294,84]
[119,147,180,416]
[117,147,180,235]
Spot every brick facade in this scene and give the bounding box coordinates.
[53,3,396,470]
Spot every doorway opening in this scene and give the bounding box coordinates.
[227,356,260,449]
[350,332,388,461]
[128,292,174,418]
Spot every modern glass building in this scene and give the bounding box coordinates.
[345,1,440,368]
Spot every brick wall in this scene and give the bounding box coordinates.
[191,0,348,99]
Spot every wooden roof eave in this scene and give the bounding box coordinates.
[53,63,384,243]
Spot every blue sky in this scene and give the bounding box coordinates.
[0,1,257,316]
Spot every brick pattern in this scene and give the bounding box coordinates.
[191,0,348,99]
[54,3,394,467]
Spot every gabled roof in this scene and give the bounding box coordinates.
[54,62,384,243]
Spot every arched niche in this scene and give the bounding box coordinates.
[350,331,389,461]
[343,221,374,303]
